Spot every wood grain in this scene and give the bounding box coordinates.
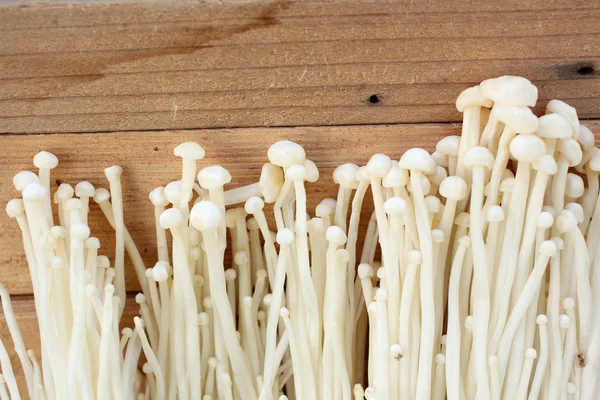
[0,123,463,294]
[1,0,600,133]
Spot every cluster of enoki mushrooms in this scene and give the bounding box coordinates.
[1,75,600,400]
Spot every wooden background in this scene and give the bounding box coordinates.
[1,0,600,391]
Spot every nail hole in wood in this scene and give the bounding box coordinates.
[368,94,381,105]
[578,66,595,76]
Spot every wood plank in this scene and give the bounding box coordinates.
[1,0,600,132]
[0,123,454,294]
[0,295,139,396]
[2,122,600,294]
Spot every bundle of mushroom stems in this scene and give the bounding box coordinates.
[2,75,600,400]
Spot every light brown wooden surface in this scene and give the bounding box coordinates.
[0,123,459,294]
[1,0,600,133]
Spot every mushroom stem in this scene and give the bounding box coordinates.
[260,230,292,400]
[515,349,537,400]
[497,241,555,383]
[446,237,469,400]
[528,315,549,400]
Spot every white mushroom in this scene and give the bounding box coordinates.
[223,163,284,206]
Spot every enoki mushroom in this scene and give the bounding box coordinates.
[1,75,599,400]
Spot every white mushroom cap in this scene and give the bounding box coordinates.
[33,151,59,169]
[536,314,548,324]
[425,196,442,214]
[375,288,388,302]
[247,217,259,231]
[525,348,538,359]
[487,205,504,222]
[555,210,578,234]
[93,188,110,204]
[454,212,470,228]
[57,183,75,200]
[357,263,374,279]
[71,223,91,240]
[333,163,359,189]
[5,199,25,218]
[336,248,350,265]
[85,237,101,249]
[326,225,347,246]
[382,166,409,188]
[398,148,436,175]
[160,208,184,230]
[532,154,558,175]
[429,166,447,186]
[13,171,40,191]
[286,164,306,182]
[557,139,583,166]
[537,212,554,229]
[480,75,538,107]
[190,201,222,232]
[578,125,595,151]
[104,166,122,182]
[308,217,325,232]
[464,146,494,170]
[302,159,319,183]
[589,148,600,172]
[491,105,539,134]
[509,135,546,163]
[152,263,169,282]
[439,176,467,201]
[173,142,205,160]
[539,240,558,257]
[499,177,515,193]
[545,100,580,138]
[356,166,370,182]
[456,85,493,112]
[244,196,265,215]
[97,256,110,269]
[149,187,169,207]
[353,384,365,399]
[50,226,67,239]
[267,141,306,168]
[276,228,295,245]
[197,166,232,190]
[551,236,564,250]
[431,151,449,167]
[435,136,461,157]
[22,182,48,202]
[565,173,584,199]
[164,181,183,204]
[234,251,249,266]
[383,197,407,216]
[366,154,392,178]
[537,113,573,139]
[559,314,571,329]
[565,203,584,224]
[75,181,95,198]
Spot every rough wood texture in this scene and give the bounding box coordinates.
[1,0,600,133]
[0,123,460,294]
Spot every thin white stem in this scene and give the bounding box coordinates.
[529,316,549,400]
[446,238,469,400]
[134,317,165,400]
